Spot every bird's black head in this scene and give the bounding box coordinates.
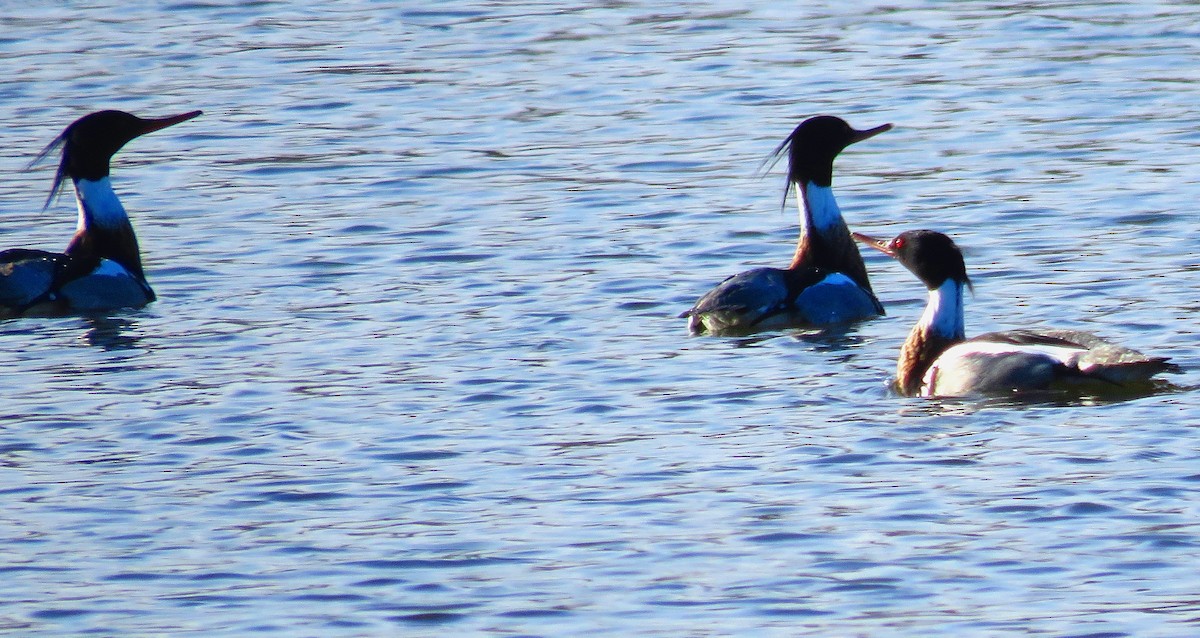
[763,115,891,191]
[32,109,201,209]
[853,229,971,291]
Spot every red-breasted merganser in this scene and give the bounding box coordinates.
[0,109,201,317]
[681,115,890,335]
[855,229,1177,397]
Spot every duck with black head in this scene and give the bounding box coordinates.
[0,109,201,318]
[682,115,890,336]
[854,229,1178,398]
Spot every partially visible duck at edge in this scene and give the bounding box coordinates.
[0,109,201,318]
[681,115,890,336]
[854,229,1178,398]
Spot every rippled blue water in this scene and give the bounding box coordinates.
[2,1,1200,635]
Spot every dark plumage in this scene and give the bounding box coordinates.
[0,109,200,318]
[683,115,890,335]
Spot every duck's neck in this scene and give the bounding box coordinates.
[64,177,146,280]
[787,181,872,292]
[897,279,966,396]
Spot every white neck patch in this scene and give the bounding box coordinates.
[795,181,843,233]
[919,279,966,340]
[74,177,128,230]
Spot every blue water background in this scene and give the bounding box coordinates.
[1,2,1200,635]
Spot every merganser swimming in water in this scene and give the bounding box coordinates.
[681,115,890,336]
[854,229,1177,398]
[0,109,200,318]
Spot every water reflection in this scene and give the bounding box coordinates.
[718,323,871,356]
[79,316,142,351]
[786,324,870,351]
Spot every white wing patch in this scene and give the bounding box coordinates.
[795,272,879,323]
[91,259,135,279]
[941,340,1088,366]
[922,339,1091,396]
[813,272,855,288]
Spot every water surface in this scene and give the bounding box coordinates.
[2,1,1200,635]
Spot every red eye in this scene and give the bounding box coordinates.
[891,237,905,250]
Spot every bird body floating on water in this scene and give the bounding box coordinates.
[0,109,201,318]
[855,229,1177,398]
[683,115,888,336]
